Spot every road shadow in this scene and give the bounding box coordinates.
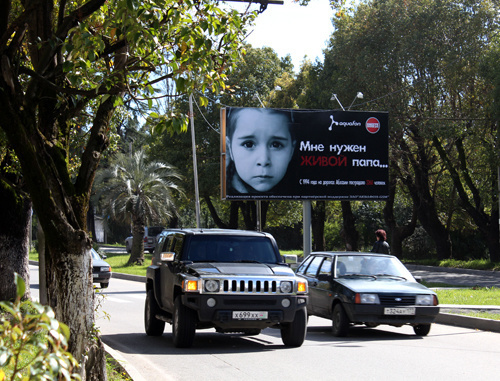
[101,330,286,355]
[303,324,425,346]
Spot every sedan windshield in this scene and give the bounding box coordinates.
[335,255,415,281]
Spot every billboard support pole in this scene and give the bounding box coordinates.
[189,94,201,228]
[303,201,312,256]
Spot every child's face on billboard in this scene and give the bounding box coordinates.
[228,110,294,192]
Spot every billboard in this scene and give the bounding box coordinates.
[220,107,389,201]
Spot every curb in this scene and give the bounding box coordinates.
[435,313,500,333]
[112,272,146,283]
[103,343,147,381]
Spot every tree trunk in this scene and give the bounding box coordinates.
[399,128,452,259]
[433,136,500,262]
[203,195,240,229]
[311,201,326,251]
[341,201,359,251]
[45,237,107,380]
[0,180,31,301]
[240,201,257,230]
[129,217,145,265]
[383,173,417,258]
[37,222,48,305]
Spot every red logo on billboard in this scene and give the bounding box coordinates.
[366,117,380,134]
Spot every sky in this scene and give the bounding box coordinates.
[229,0,335,70]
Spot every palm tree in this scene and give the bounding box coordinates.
[95,150,184,264]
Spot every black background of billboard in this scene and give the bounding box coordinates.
[224,108,389,201]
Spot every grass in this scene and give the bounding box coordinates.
[102,252,152,276]
[433,286,500,306]
[106,353,133,381]
[404,258,500,271]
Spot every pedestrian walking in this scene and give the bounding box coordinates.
[371,229,390,254]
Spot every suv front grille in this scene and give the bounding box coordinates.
[223,279,278,293]
[202,278,294,295]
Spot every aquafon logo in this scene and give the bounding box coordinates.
[366,117,380,134]
[328,115,362,131]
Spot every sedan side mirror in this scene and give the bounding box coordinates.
[317,274,331,282]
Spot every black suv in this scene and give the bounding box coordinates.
[144,229,308,348]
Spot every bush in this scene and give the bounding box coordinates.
[0,274,80,380]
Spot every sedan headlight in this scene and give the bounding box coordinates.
[204,280,220,293]
[416,294,434,305]
[280,281,293,294]
[356,293,380,304]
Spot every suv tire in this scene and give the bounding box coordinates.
[281,307,307,347]
[172,296,196,348]
[145,290,165,336]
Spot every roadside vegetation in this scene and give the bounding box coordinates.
[434,287,500,306]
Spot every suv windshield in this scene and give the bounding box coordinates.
[185,235,278,263]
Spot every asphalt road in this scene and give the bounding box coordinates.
[28,265,500,381]
[97,276,500,381]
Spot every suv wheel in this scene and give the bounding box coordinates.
[172,296,196,348]
[332,303,349,337]
[145,290,165,336]
[281,307,307,347]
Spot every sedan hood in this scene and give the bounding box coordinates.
[186,262,295,277]
[336,277,436,294]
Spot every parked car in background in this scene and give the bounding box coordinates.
[92,248,112,288]
[125,226,165,253]
[296,251,439,337]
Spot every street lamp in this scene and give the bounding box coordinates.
[331,92,364,111]
[330,93,345,111]
[348,92,364,110]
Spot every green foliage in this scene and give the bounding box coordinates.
[0,275,80,381]
[94,150,184,227]
[435,287,500,306]
[438,259,500,271]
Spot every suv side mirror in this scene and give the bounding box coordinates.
[160,252,175,262]
[282,254,298,264]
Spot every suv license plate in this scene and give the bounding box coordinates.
[232,311,268,320]
[384,307,416,315]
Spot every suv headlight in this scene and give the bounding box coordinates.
[182,279,200,292]
[204,280,220,293]
[416,294,434,305]
[280,281,293,294]
[297,281,308,294]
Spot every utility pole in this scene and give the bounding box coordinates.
[189,94,201,228]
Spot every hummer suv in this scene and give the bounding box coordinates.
[144,229,308,348]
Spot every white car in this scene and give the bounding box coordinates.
[125,226,164,253]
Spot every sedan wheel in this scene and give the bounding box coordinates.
[413,324,431,336]
[332,303,349,337]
